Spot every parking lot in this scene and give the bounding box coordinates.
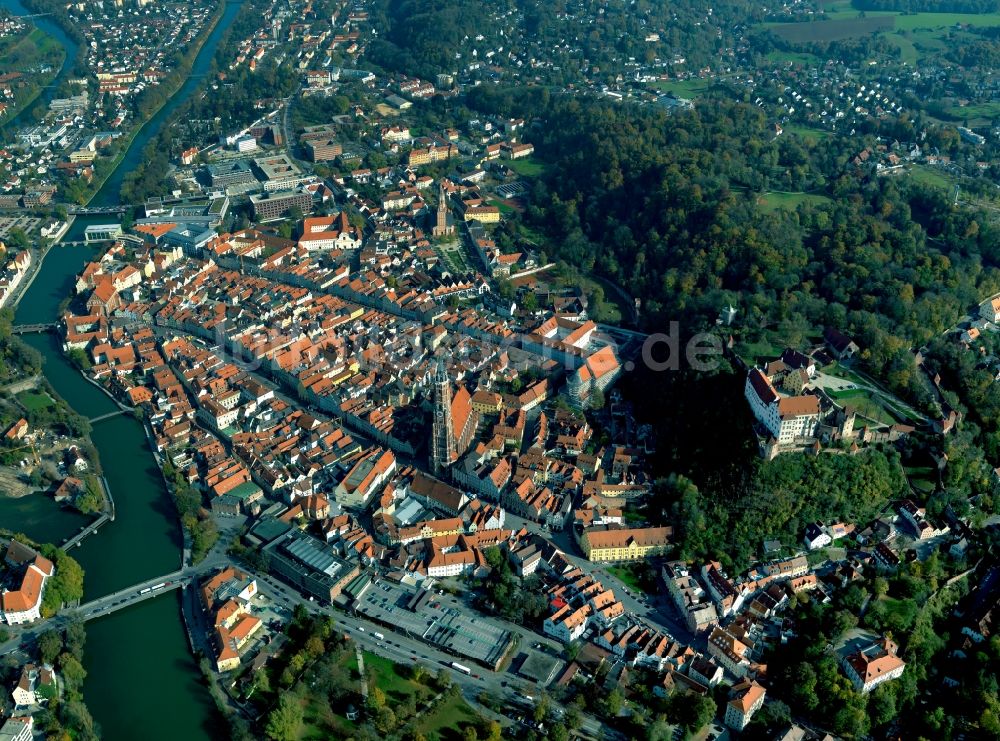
[0,215,41,238]
[354,579,516,668]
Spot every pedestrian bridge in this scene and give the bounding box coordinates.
[12,323,57,334]
[89,409,131,424]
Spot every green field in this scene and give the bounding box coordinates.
[766,16,894,42]
[904,465,937,494]
[758,191,833,212]
[487,195,518,216]
[412,695,480,739]
[764,9,1000,50]
[362,652,422,700]
[649,78,712,98]
[889,33,919,64]
[505,156,548,178]
[299,651,478,741]
[17,390,54,411]
[607,563,659,595]
[827,388,896,425]
[947,101,1000,121]
[785,123,832,140]
[0,27,63,70]
[906,164,953,190]
[893,11,1000,31]
[363,653,478,740]
[737,337,785,364]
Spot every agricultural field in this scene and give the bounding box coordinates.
[764,8,1000,57]
[946,101,1000,122]
[766,16,894,43]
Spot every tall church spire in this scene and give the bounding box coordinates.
[431,358,455,474]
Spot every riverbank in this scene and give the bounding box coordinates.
[0,25,66,131]
[77,0,228,208]
[4,0,245,734]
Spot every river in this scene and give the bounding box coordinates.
[1,2,244,739]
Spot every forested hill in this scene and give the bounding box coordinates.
[466,86,1000,397]
[366,0,757,83]
[367,0,499,80]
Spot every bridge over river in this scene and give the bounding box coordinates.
[12,323,58,334]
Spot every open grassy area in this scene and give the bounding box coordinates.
[766,16,894,43]
[649,78,712,98]
[889,33,919,64]
[893,11,1000,31]
[362,652,479,741]
[764,10,1000,50]
[947,101,1000,121]
[758,191,833,212]
[827,388,896,425]
[906,164,953,191]
[737,337,785,365]
[363,651,422,701]
[904,465,937,494]
[607,562,658,595]
[0,27,63,70]
[785,123,832,140]
[486,195,518,216]
[412,696,480,740]
[16,390,54,412]
[505,156,548,178]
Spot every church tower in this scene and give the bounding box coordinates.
[432,182,454,237]
[431,358,455,474]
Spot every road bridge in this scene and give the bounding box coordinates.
[65,205,132,215]
[70,571,188,622]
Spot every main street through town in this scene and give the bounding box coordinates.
[1,508,626,739]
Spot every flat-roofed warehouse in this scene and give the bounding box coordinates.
[263,529,360,603]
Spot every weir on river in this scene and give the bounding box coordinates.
[0,2,245,738]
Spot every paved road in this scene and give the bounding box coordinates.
[251,571,622,740]
[0,546,233,657]
[501,511,696,646]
